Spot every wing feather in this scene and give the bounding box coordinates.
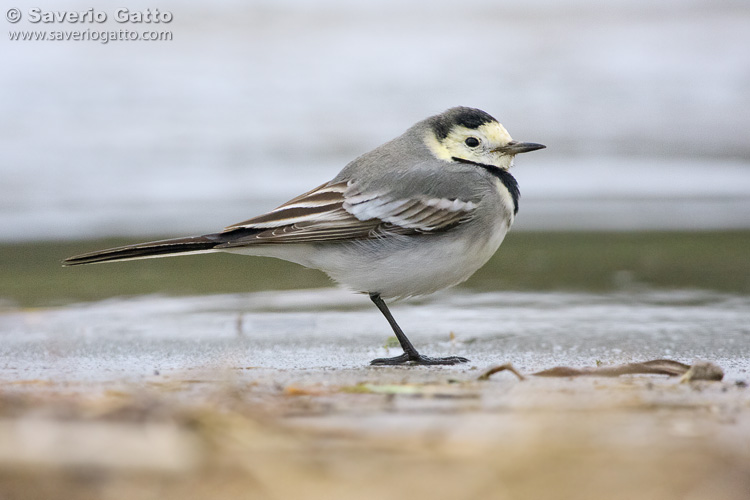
[216,180,477,248]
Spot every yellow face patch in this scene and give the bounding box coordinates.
[424,121,515,168]
[476,122,512,146]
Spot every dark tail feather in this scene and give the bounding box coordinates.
[62,235,223,266]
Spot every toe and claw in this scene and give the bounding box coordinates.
[370,353,469,366]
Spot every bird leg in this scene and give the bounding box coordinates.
[368,293,469,366]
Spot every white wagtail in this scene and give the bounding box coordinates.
[64,107,545,366]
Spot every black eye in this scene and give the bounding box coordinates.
[465,137,480,148]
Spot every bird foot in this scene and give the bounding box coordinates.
[370,353,469,366]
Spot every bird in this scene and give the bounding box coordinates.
[64,107,545,366]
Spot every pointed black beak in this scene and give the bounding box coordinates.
[493,141,546,155]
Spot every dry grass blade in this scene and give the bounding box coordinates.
[477,363,526,381]
[478,359,724,381]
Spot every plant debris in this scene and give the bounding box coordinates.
[477,363,526,381]
[478,359,724,382]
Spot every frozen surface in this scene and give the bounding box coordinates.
[2,287,749,500]
[1,288,748,382]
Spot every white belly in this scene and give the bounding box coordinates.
[226,217,511,300]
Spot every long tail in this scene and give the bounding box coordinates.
[62,234,225,266]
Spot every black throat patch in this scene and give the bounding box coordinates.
[451,157,519,215]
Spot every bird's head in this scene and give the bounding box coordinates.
[424,107,545,170]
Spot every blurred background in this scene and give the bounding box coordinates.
[3,0,749,242]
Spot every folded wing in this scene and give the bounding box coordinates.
[217,180,477,247]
